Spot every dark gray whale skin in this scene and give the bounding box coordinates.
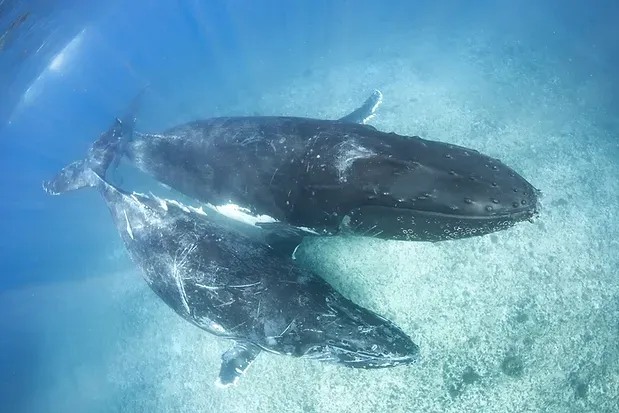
[42,118,419,387]
[126,113,539,242]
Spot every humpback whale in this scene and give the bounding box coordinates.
[43,117,419,386]
[125,91,540,242]
[46,91,539,245]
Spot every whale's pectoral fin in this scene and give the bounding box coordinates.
[216,342,261,388]
[337,89,383,124]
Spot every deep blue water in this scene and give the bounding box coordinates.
[1,1,618,412]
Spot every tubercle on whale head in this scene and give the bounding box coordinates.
[339,138,540,241]
[299,301,419,368]
[304,335,420,369]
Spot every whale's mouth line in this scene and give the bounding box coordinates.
[300,343,418,365]
[353,204,539,221]
[331,347,418,367]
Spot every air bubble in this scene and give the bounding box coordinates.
[521,200,527,205]
[492,198,499,204]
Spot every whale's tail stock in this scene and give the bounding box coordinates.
[42,91,143,195]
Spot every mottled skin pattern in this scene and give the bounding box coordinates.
[127,117,539,241]
[99,181,418,380]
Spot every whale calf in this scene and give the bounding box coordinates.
[43,117,419,386]
[123,91,540,243]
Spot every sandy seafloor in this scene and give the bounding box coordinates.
[2,28,619,412]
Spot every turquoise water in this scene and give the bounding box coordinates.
[1,1,618,412]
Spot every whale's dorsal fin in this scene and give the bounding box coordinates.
[216,342,262,388]
[338,89,383,124]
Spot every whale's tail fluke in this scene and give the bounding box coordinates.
[43,119,123,195]
[43,117,129,195]
[42,91,143,195]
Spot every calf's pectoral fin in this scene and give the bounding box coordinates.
[216,342,262,388]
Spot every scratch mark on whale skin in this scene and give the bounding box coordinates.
[334,139,376,182]
[171,242,197,315]
[123,210,134,240]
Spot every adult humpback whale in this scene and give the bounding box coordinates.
[128,91,540,242]
[48,91,540,244]
[42,118,419,386]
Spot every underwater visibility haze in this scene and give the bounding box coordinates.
[1,0,619,412]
